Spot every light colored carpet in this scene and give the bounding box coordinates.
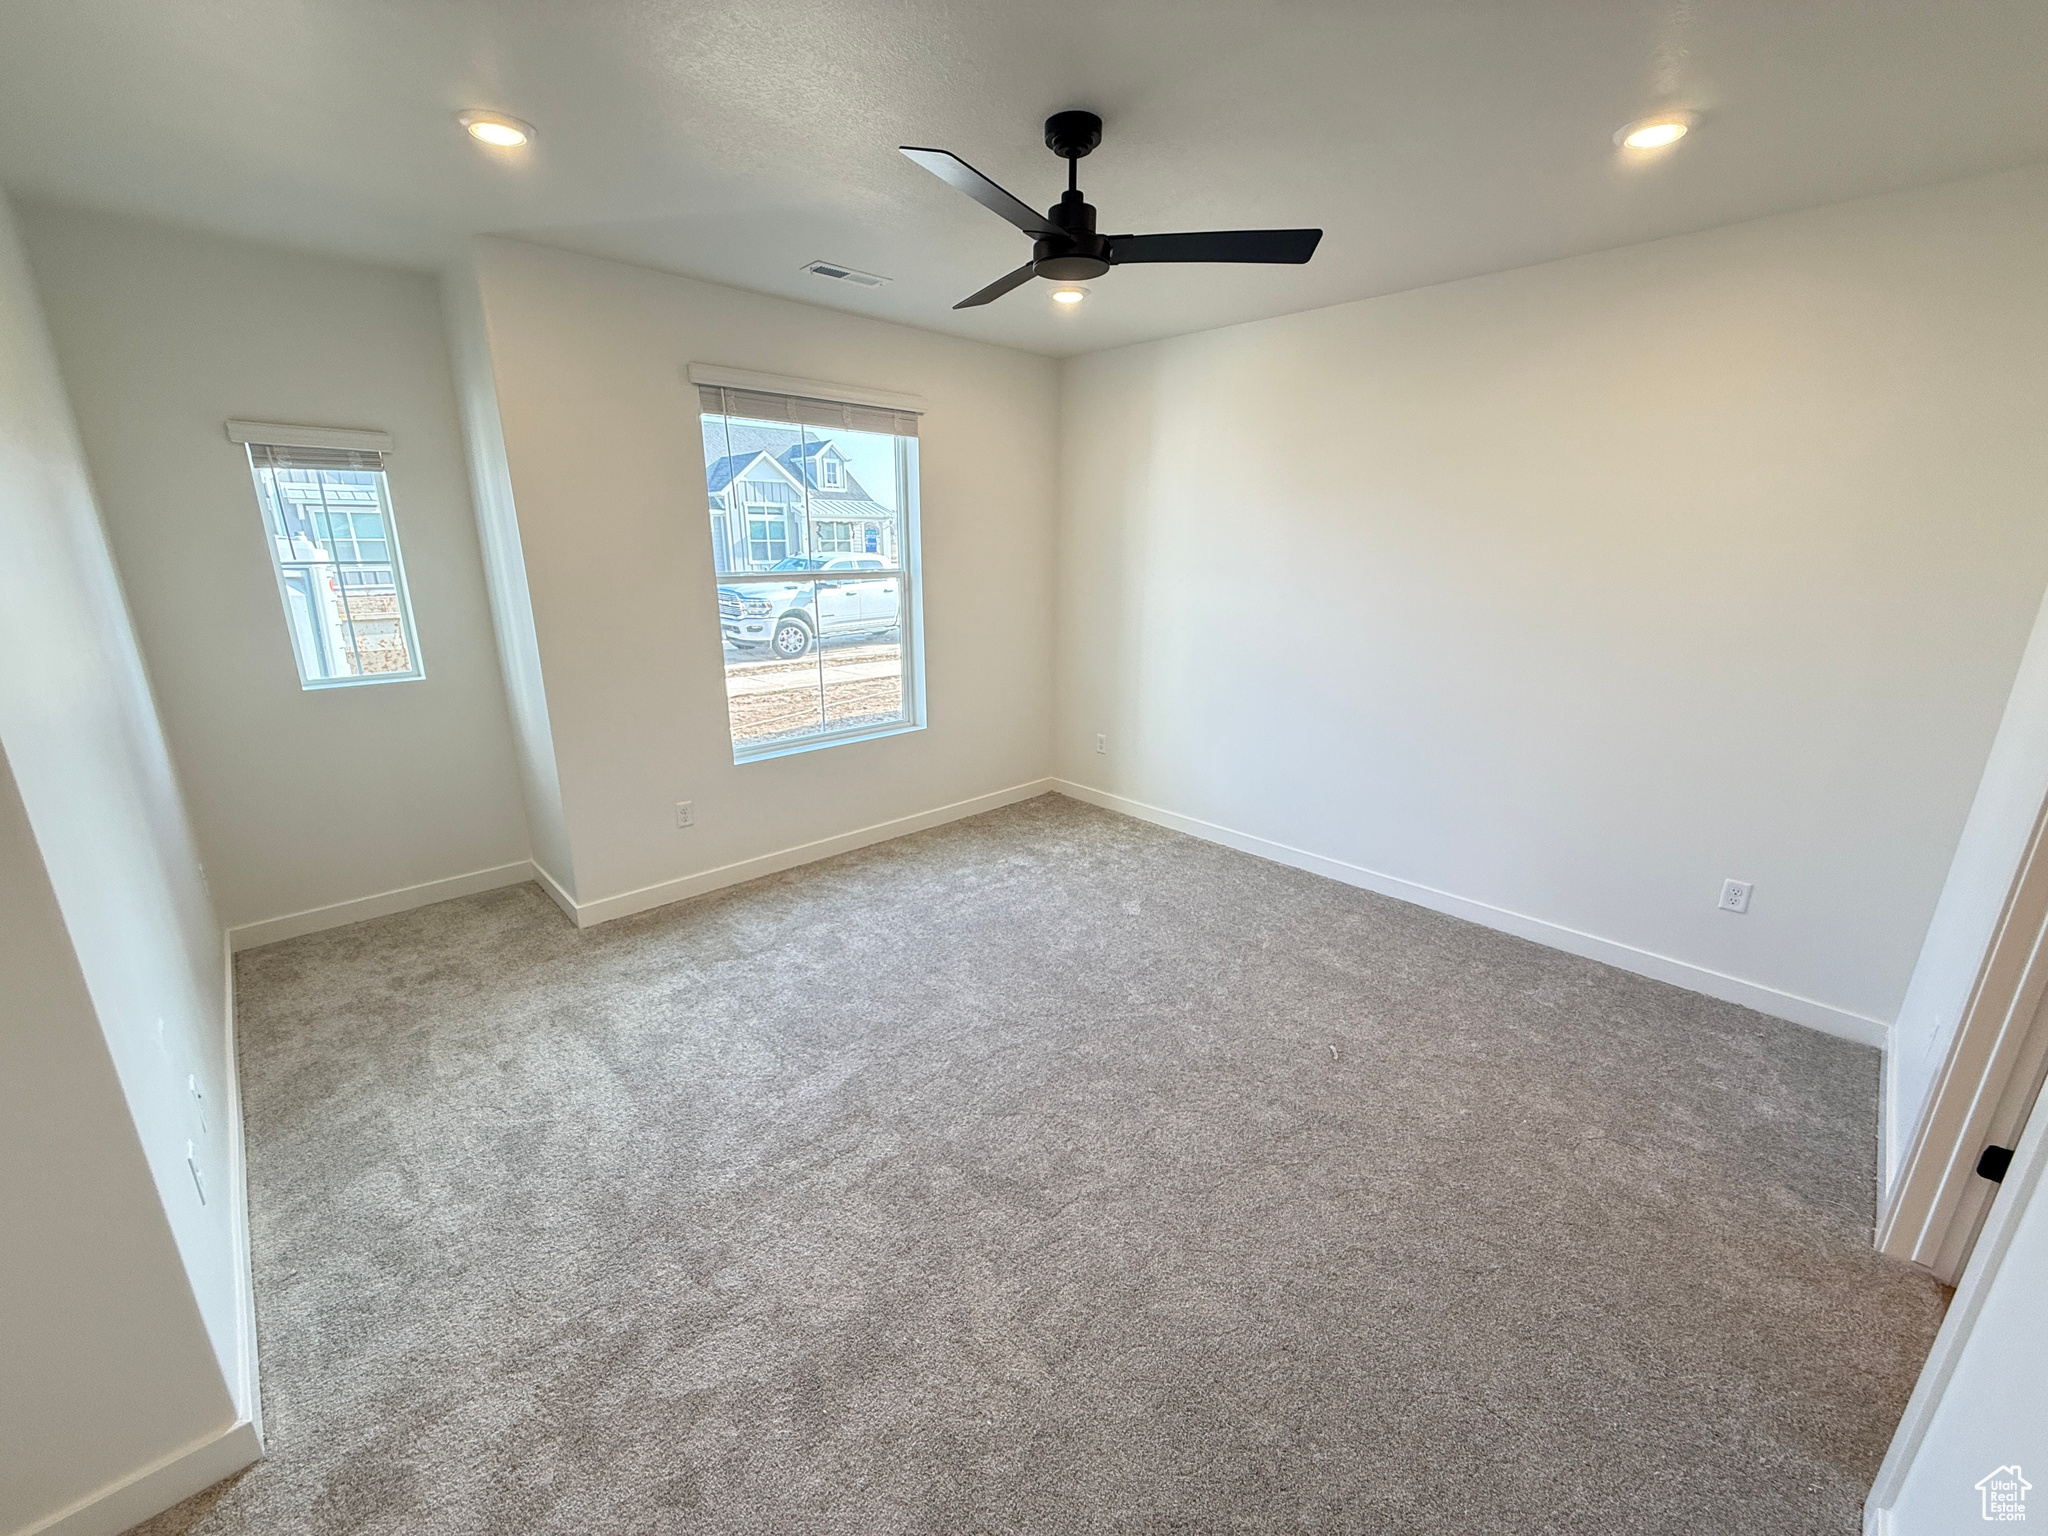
[132,793,1944,1535]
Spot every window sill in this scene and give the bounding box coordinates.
[734,720,924,765]
[299,671,426,691]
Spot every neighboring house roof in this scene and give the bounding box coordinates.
[700,419,879,500]
[704,449,803,496]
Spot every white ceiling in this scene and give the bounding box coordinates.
[4,0,2046,358]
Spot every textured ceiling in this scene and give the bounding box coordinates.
[3,0,2046,356]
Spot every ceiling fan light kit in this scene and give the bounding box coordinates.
[901,110,1324,309]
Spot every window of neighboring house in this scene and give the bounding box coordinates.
[746,507,790,564]
[696,377,923,761]
[239,432,423,687]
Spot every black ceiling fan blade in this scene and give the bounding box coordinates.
[900,147,1059,239]
[953,262,1039,310]
[1109,229,1324,265]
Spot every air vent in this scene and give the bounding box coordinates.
[802,260,890,288]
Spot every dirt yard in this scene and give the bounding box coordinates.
[723,638,903,747]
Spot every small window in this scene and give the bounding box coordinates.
[243,439,423,687]
[698,381,922,761]
[745,507,790,565]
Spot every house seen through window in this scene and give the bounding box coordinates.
[240,433,423,688]
[697,381,922,758]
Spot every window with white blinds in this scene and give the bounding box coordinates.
[696,379,924,759]
[237,429,423,687]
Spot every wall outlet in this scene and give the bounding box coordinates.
[675,801,695,829]
[1718,879,1753,914]
[1095,733,1107,755]
[189,1073,208,1135]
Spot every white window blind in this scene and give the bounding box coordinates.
[246,441,389,473]
[695,384,920,440]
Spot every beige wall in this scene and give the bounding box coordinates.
[472,238,1058,909]
[18,202,529,931]
[1054,166,2048,1038]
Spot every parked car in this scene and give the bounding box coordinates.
[719,557,899,659]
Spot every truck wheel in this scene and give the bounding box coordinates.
[772,619,813,659]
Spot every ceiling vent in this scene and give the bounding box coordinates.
[802,260,890,288]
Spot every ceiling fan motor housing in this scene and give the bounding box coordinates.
[1035,189,1111,280]
[1035,113,1112,280]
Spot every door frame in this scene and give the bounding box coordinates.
[1879,786,2048,1281]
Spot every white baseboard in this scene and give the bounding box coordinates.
[1053,780,1890,1050]
[564,778,1057,928]
[1880,1044,1900,1201]
[530,860,578,924]
[218,937,263,1438]
[226,860,536,951]
[18,1417,262,1536]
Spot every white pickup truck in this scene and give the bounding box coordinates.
[719,557,901,659]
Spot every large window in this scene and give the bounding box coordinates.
[237,428,423,687]
[696,378,922,759]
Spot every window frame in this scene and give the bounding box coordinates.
[692,370,926,764]
[231,422,425,691]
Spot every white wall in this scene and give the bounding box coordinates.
[1867,1091,2048,1533]
[472,238,1058,911]
[0,192,255,1535]
[16,201,530,933]
[442,264,575,894]
[1055,166,2048,1040]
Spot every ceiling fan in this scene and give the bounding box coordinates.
[901,111,1323,309]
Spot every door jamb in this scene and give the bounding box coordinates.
[1879,786,2048,1280]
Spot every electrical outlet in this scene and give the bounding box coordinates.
[189,1073,208,1135]
[1095,733,1107,755]
[675,801,695,829]
[1718,879,1753,914]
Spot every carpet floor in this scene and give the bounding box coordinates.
[133,793,1946,1535]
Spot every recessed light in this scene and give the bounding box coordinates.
[458,110,535,148]
[1050,286,1087,306]
[1616,112,1696,151]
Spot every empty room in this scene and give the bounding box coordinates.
[4,2,2047,1532]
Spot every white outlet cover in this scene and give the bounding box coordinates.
[675,801,695,828]
[1718,879,1753,914]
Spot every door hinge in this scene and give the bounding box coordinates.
[1977,1144,2015,1183]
